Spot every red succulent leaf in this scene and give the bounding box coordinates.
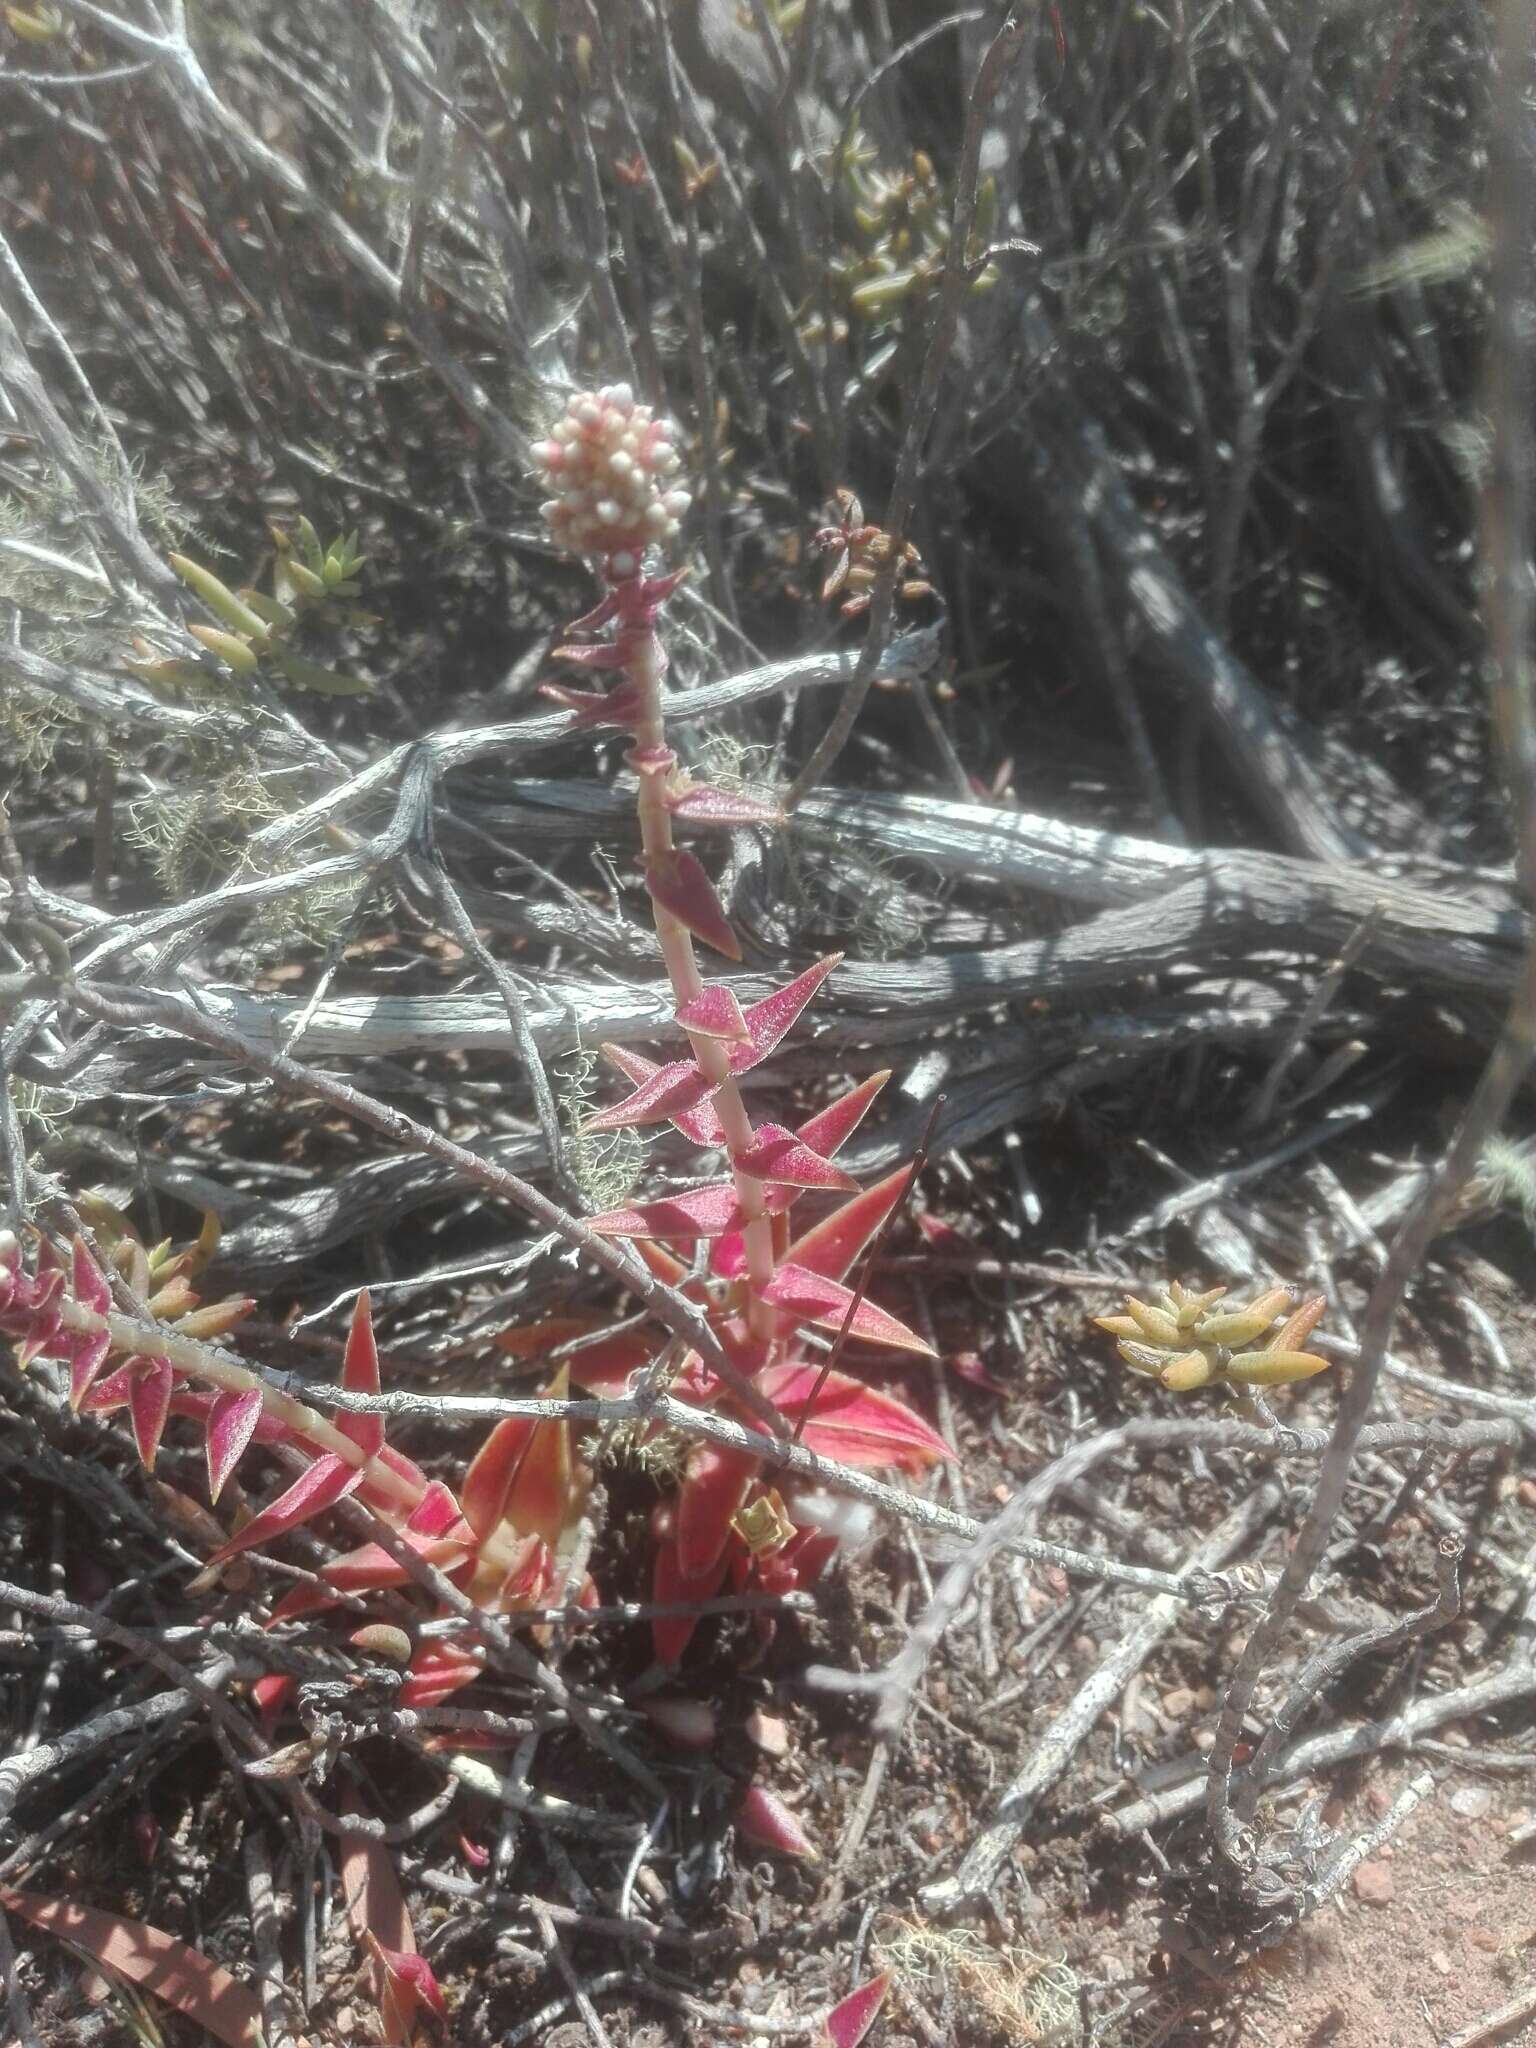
[565,589,620,634]
[460,1414,535,1541]
[585,1054,715,1132]
[368,1941,448,2037]
[710,1229,750,1280]
[494,1316,599,1361]
[500,1367,577,1549]
[727,955,841,1073]
[208,1452,364,1565]
[65,1326,112,1410]
[587,1182,746,1241]
[489,1532,555,1611]
[71,1236,112,1316]
[676,1442,761,1578]
[651,1534,731,1665]
[401,1639,485,1708]
[555,1328,658,1397]
[461,1369,575,1549]
[407,1478,467,1539]
[127,1356,175,1471]
[539,678,644,726]
[352,1439,433,1512]
[761,1265,932,1354]
[737,1784,819,1862]
[251,1673,293,1729]
[796,1070,891,1158]
[675,983,751,1042]
[786,1167,912,1283]
[268,1482,472,1622]
[0,1889,264,2048]
[550,637,628,669]
[206,1387,264,1502]
[823,1972,892,2048]
[602,1044,727,1145]
[758,1362,953,1470]
[338,1290,384,1457]
[645,848,742,959]
[736,1124,859,1191]
[666,783,785,827]
[632,1235,693,1287]
[343,1801,448,2043]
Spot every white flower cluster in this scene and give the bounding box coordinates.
[534,384,691,572]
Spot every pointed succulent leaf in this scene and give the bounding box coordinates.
[735,1124,859,1191]
[676,984,750,1042]
[823,1973,891,2048]
[676,1443,761,1578]
[710,1229,750,1280]
[601,1044,726,1144]
[500,1366,577,1548]
[651,1534,731,1666]
[738,1784,819,1862]
[1271,1293,1328,1354]
[786,1167,912,1283]
[550,637,628,669]
[400,1640,485,1709]
[0,1890,264,2048]
[1192,1306,1283,1348]
[127,1356,175,1470]
[543,1327,657,1398]
[173,1297,255,1341]
[1224,1348,1330,1387]
[645,848,741,959]
[1157,1349,1219,1391]
[795,1071,890,1158]
[666,784,785,827]
[338,1290,385,1457]
[758,1362,953,1470]
[585,1055,714,1132]
[761,1265,933,1354]
[565,589,620,634]
[727,955,841,1073]
[65,1327,112,1410]
[1093,1314,1144,1341]
[206,1387,264,1502]
[367,1938,449,2037]
[587,1182,746,1240]
[71,1236,111,1316]
[460,1414,535,1542]
[1123,1296,1184,1346]
[539,678,645,726]
[169,552,269,640]
[209,1453,364,1564]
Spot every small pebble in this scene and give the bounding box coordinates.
[1353,1859,1395,1904]
[1517,1476,1536,1508]
[1161,1686,1196,1719]
[1366,1783,1394,1817]
[745,1710,790,1758]
[1450,1784,1493,1821]
[1430,1950,1452,1976]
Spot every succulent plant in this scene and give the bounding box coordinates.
[1095,1282,1331,1393]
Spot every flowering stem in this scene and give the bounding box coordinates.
[622,601,779,1345]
